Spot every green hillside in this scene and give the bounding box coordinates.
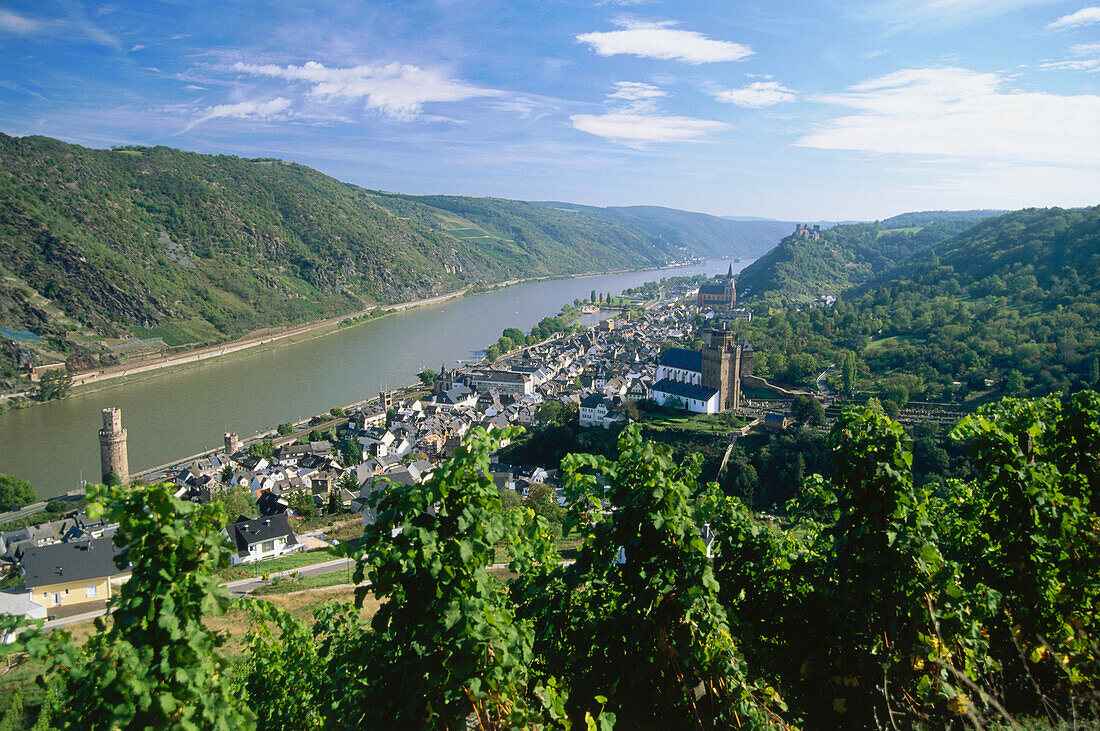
[733,205,1100,401]
[534,201,791,258]
[0,134,714,381]
[735,217,989,301]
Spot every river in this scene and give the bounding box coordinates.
[0,259,749,499]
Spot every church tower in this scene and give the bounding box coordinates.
[99,407,129,484]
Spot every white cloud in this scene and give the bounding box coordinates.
[0,9,41,34]
[183,84,206,91]
[571,81,727,147]
[608,81,666,101]
[867,0,1063,29]
[576,19,751,64]
[1040,39,1100,70]
[570,111,728,145]
[183,97,292,132]
[1048,6,1100,28]
[1040,58,1100,70]
[715,81,796,108]
[798,66,1100,165]
[231,61,502,121]
[130,43,144,52]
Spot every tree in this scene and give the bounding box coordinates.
[535,400,565,426]
[503,328,525,345]
[1004,369,1026,395]
[0,473,34,511]
[212,485,258,520]
[276,423,294,436]
[417,369,437,387]
[249,439,275,458]
[590,289,597,303]
[497,336,514,353]
[35,368,72,402]
[790,395,826,426]
[842,353,858,394]
[486,344,501,362]
[523,483,563,525]
[329,406,345,418]
[220,464,235,484]
[289,490,319,519]
[338,437,363,467]
[21,482,254,729]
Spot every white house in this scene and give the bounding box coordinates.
[224,515,301,565]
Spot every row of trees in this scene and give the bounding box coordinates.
[4,393,1097,728]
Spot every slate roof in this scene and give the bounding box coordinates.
[226,515,298,557]
[658,348,702,373]
[698,284,730,295]
[20,537,123,589]
[650,378,718,402]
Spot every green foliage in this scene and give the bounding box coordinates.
[513,425,785,727]
[329,406,345,418]
[790,395,826,426]
[34,369,72,402]
[523,482,563,525]
[249,439,275,458]
[338,437,363,467]
[353,426,547,727]
[289,491,319,519]
[23,482,253,729]
[486,344,501,362]
[417,369,437,387]
[212,484,258,520]
[276,422,293,436]
[0,473,35,511]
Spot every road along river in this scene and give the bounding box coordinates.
[0,259,748,499]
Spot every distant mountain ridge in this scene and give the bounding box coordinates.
[533,202,792,258]
[0,134,781,380]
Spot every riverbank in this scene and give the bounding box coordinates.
[3,262,691,409]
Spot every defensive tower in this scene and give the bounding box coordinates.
[98,407,129,484]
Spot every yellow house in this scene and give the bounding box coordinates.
[20,537,126,613]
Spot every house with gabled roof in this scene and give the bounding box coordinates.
[20,537,129,614]
[224,515,300,565]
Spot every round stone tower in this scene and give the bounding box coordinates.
[99,407,129,484]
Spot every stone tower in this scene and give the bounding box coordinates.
[379,390,393,410]
[224,432,239,456]
[99,407,129,484]
[701,329,753,412]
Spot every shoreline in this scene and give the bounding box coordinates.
[3,260,706,407]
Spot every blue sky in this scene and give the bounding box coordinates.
[0,0,1097,220]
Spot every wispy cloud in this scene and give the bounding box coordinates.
[1048,6,1100,28]
[576,19,751,64]
[798,66,1100,165]
[0,9,41,34]
[714,81,796,108]
[1041,42,1100,71]
[864,0,1062,30]
[231,61,502,121]
[181,97,292,133]
[130,43,144,52]
[570,81,727,147]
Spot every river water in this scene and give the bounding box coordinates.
[0,259,748,499]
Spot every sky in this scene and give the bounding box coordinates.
[0,0,1097,220]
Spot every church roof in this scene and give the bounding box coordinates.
[651,379,718,402]
[658,347,702,373]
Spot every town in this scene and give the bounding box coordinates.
[0,268,784,621]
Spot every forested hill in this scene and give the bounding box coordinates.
[0,134,744,375]
[866,206,1100,297]
[533,201,792,258]
[735,215,995,301]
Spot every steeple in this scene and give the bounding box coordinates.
[727,263,734,280]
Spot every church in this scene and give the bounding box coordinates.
[649,328,753,414]
[697,265,737,309]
